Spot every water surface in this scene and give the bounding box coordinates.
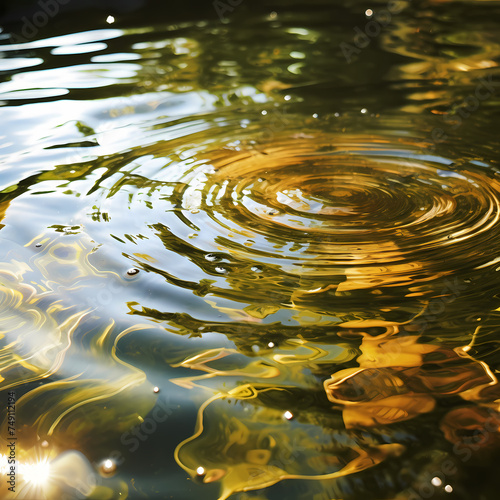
[1,1,500,499]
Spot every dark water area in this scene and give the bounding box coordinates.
[1,0,500,499]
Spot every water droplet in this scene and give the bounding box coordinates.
[361,108,368,114]
[445,485,453,493]
[284,410,293,420]
[365,9,373,17]
[196,466,205,476]
[100,458,117,475]
[312,113,318,118]
[126,268,140,276]
[268,342,275,348]
[431,477,442,487]
[284,95,291,101]
[261,110,268,115]
[153,386,160,393]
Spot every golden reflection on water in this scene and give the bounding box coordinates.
[2,130,500,499]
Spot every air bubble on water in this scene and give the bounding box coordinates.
[312,113,318,118]
[251,345,260,353]
[365,9,373,18]
[334,112,340,117]
[268,342,275,348]
[215,266,227,274]
[284,95,291,101]
[261,110,268,115]
[251,266,262,272]
[445,485,453,493]
[126,268,140,276]
[35,243,42,248]
[361,108,368,114]
[268,210,279,215]
[205,253,219,262]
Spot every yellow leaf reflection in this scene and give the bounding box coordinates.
[342,395,436,428]
[440,406,500,455]
[324,325,499,428]
[357,335,438,368]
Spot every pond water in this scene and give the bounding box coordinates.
[1,0,500,499]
